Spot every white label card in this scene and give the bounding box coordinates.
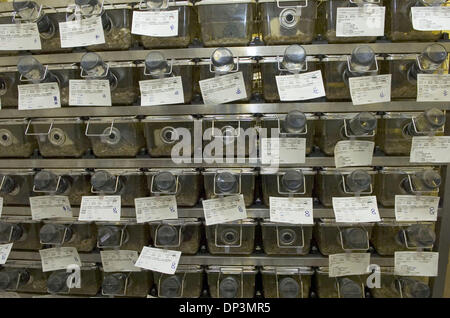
[30,196,72,220]
[59,17,105,48]
[0,197,3,218]
[334,140,375,168]
[39,247,81,272]
[202,194,247,226]
[332,196,380,223]
[199,72,247,104]
[394,252,439,277]
[269,197,314,225]
[100,250,141,273]
[69,80,112,106]
[0,243,13,265]
[411,7,450,31]
[417,74,450,102]
[329,253,371,277]
[79,196,121,222]
[349,75,391,105]
[410,136,450,163]
[336,7,386,37]
[260,138,306,165]
[139,77,184,106]
[18,83,61,110]
[132,10,179,37]
[275,70,326,101]
[395,195,439,222]
[135,196,178,223]
[0,23,41,50]
[135,247,181,275]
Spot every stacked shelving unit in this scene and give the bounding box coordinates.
[0,0,449,298]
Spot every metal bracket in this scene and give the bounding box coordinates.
[401,228,434,250]
[85,119,115,137]
[276,0,308,9]
[25,119,53,136]
[346,55,379,74]
[209,57,240,74]
[90,174,120,194]
[33,175,62,193]
[277,57,308,73]
[19,65,48,82]
[276,115,308,137]
[214,223,243,248]
[276,226,305,249]
[275,268,304,298]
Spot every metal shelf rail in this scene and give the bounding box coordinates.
[5,205,433,219]
[0,102,449,119]
[8,251,394,267]
[0,156,437,168]
[1,43,450,66]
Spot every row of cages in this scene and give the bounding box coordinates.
[0,166,443,207]
[1,44,449,107]
[0,0,449,55]
[0,110,447,158]
[0,262,433,298]
[0,216,438,255]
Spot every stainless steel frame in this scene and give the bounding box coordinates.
[7,250,395,267]
[0,102,449,118]
[0,157,432,168]
[3,206,425,219]
[432,163,450,298]
[2,44,450,65]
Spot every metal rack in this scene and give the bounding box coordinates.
[1,42,449,298]
[1,43,450,66]
[5,205,436,219]
[0,156,433,168]
[1,102,449,118]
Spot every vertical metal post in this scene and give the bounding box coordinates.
[430,107,450,297]
[431,165,450,297]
